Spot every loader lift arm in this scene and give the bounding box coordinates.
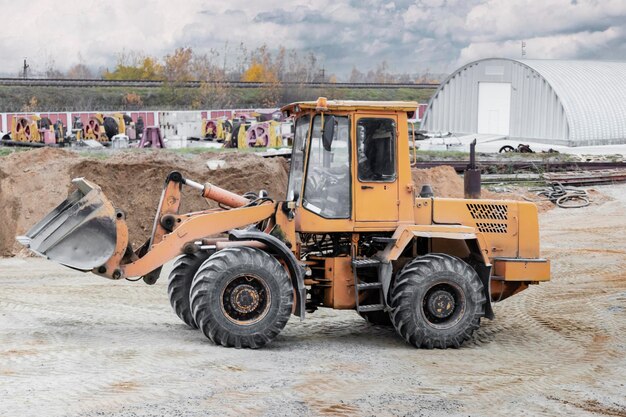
[108,171,280,281]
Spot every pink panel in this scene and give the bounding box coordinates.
[201,111,208,119]
[418,104,428,119]
[147,113,155,126]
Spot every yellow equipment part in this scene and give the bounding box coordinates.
[11,116,42,143]
[237,123,248,149]
[493,258,550,281]
[201,119,214,138]
[83,114,104,141]
[111,113,126,136]
[216,119,224,140]
[83,113,125,142]
[268,121,281,147]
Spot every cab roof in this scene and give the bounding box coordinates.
[281,98,418,114]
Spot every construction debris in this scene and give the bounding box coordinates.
[544,169,626,185]
[525,183,590,208]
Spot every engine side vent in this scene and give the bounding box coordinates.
[467,203,508,220]
[476,222,508,234]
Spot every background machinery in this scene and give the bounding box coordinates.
[18,98,550,349]
[82,113,126,142]
[6,115,61,144]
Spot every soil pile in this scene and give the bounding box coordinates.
[411,165,506,200]
[70,151,289,249]
[0,148,79,256]
[412,165,465,198]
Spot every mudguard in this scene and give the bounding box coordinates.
[229,229,306,319]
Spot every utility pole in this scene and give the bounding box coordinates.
[23,58,29,79]
[521,41,527,58]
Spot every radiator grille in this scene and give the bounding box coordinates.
[467,203,508,220]
[476,222,508,234]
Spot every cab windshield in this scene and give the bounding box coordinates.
[286,114,310,203]
[302,115,351,219]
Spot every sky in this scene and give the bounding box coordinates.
[1,0,625,78]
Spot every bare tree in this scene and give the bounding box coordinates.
[67,64,94,79]
[349,66,364,83]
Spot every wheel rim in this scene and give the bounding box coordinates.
[220,274,271,325]
[421,281,466,329]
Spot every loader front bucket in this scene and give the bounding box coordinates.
[16,178,118,271]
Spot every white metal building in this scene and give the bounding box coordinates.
[421,58,626,146]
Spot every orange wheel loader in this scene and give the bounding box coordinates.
[17,98,550,349]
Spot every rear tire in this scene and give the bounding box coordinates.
[390,253,485,349]
[190,247,293,348]
[167,252,211,329]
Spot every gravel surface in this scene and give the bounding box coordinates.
[1,184,625,416]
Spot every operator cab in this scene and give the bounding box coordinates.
[282,97,418,232]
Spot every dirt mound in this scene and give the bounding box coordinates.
[411,165,567,212]
[70,151,289,249]
[0,148,79,256]
[0,148,289,256]
[412,165,465,198]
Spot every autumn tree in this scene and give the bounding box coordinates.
[67,63,94,79]
[240,45,285,106]
[104,51,164,80]
[241,46,281,83]
[122,92,143,107]
[163,47,194,82]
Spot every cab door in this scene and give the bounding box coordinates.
[354,115,399,222]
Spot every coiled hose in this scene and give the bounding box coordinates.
[525,182,590,208]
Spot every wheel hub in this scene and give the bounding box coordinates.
[221,275,270,324]
[230,284,260,314]
[421,282,465,328]
[426,290,455,319]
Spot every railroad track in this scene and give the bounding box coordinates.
[413,160,626,172]
[0,77,440,90]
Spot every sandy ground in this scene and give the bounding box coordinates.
[1,185,625,417]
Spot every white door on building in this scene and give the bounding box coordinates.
[477,82,511,135]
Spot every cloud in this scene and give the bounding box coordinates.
[458,26,625,64]
[0,0,624,78]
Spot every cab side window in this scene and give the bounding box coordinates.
[357,118,397,182]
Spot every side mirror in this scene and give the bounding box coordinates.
[322,115,335,152]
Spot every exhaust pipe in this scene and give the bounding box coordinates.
[464,139,481,199]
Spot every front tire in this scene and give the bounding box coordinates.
[391,253,486,349]
[167,252,211,329]
[190,247,293,348]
